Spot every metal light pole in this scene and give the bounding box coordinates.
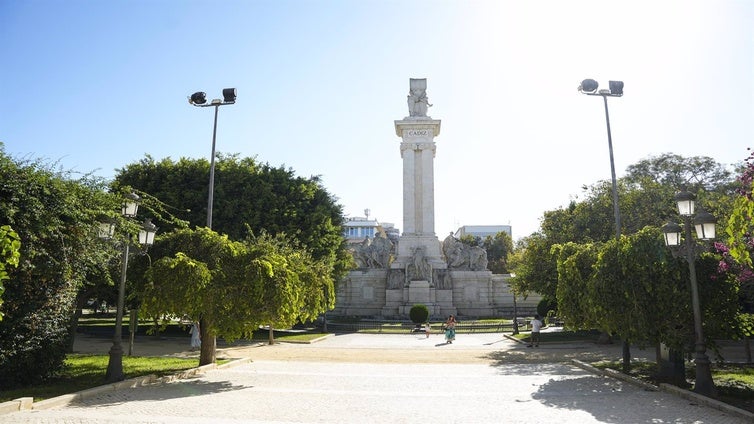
[100,194,157,383]
[188,88,237,229]
[578,79,624,239]
[662,190,718,397]
[578,78,629,364]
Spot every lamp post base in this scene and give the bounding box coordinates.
[693,350,717,398]
[105,343,125,383]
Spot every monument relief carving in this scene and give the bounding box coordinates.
[387,269,405,289]
[442,232,489,271]
[407,245,432,282]
[350,234,394,269]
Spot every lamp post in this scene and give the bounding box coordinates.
[661,189,717,397]
[578,79,624,239]
[188,88,237,229]
[99,193,157,383]
[578,78,629,363]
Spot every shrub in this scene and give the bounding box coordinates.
[537,297,557,318]
[409,304,429,324]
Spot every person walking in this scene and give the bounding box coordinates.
[189,321,201,351]
[527,315,543,347]
[424,322,431,338]
[444,315,456,344]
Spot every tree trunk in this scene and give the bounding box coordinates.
[622,340,631,373]
[199,317,216,366]
[268,324,275,345]
[128,309,137,356]
[66,292,88,353]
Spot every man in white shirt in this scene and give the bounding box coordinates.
[528,315,543,347]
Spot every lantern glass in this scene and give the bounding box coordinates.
[98,221,115,239]
[138,219,158,246]
[661,222,683,247]
[676,198,694,216]
[122,193,141,218]
[674,190,696,216]
[693,210,717,240]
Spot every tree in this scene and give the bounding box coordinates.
[114,154,350,283]
[0,225,20,320]
[482,231,513,274]
[725,149,754,268]
[140,228,334,365]
[0,148,116,387]
[553,242,600,330]
[509,233,558,301]
[624,153,732,192]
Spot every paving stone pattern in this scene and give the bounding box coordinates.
[3,333,750,423]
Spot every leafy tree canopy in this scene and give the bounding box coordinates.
[114,154,350,282]
[0,147,116,387]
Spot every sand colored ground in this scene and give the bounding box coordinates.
[72,331,661,365]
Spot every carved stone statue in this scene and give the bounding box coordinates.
[351,238,373,268]
[350,234,394,269]
[433,269,452,289]
[442,232,461,265]
[444,235,489,271]
[387,269,405,289]
[407,78,432,117]
[407,245,432,282]
[369,234,393,268]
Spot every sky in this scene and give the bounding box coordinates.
[1,0,752,240]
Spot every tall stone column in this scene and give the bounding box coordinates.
[397,124,440,236]
[393,116,444,267]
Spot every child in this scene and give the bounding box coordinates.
[424,322,431,338]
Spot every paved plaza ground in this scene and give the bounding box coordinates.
[2,331,752,423]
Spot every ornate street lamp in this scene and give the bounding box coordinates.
[188,88,237,230]
[99,193,158,383]
[661,189,717,397]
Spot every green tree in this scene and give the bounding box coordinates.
[0,148,116,387]
[114,155,349,282]
[553,242,600,330]
[725,149,754,267]
[482,231,514,274]
[510,233,558,301]
[141,228,334,365]
[0,225,20,320]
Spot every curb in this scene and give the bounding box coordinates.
[0,357,253,414]
[571,359,754,421]
[659,383,754,421]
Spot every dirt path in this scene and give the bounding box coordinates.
[72,333,630,365]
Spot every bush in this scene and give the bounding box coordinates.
[409,304,429,324]
[0,151,110,388]
[537,297,557,318]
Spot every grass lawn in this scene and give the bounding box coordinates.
[593,360,754,413]
[0,354,228,403]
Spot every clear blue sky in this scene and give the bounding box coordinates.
[2,0,752,240]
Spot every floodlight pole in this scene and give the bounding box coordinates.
[601,94,621,239]
[188,89,237,230]
[579,79,627,366]
[207,104,220,228]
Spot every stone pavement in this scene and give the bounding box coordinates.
[2,332,752,423]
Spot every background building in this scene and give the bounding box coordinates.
[343,215,399,244]
[454,225,512,240]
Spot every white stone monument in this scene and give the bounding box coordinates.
[381,78,454,316]
[332,78,541,319]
